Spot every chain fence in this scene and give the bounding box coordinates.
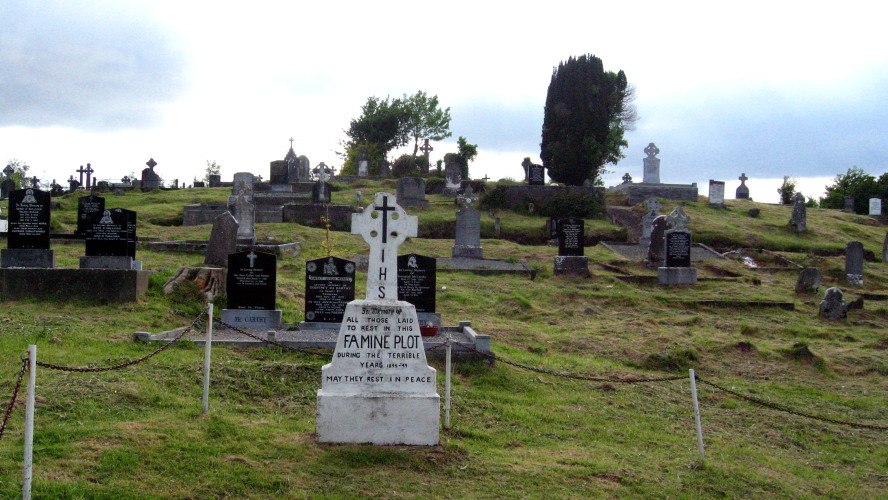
[0,358,28,441]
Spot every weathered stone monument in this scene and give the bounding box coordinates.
[221,250,281,329]
[303,256,356,326]
[2,189,54,268]
[869,198,882,216]
[610,143,697,204]
[795,268,822,293]
[316,192,439,445]
[790,192,806,232]
[228,173,255,243]
[452,187,483,259]
[640,197,662,246]
[647,215,669,265]
[658,206,697,285]
[396,177,428,208]
[642,143,660,183]
[843,196,855,213]
[819,287,848,320]
[444,158,462,196]
[204,211,239,267]
[845,241,864,286]
[1,165,15,200]
[141,158,161,190]
[311,166,332,204]
[736,173,750,199]
[554,218,590,277]
[708,180,725,207]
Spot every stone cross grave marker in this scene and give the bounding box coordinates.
[84,163,94,188]
[736,173,750,199]
[640,197,662,244]
[353,192,417,300]
[317,192,439,445]
[643,143,661,184]
[419,139,433,176]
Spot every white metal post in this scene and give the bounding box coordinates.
[202,303,214,414]
[689,369,705,463]
[445,336,452,430]
[23,344,36,500]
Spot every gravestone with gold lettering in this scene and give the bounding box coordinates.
[317,192,439,445]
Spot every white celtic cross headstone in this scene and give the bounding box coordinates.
[317,192,438,445]
[351,192,417,300]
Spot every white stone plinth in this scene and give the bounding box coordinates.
[657,266,698,285]
[317,392,440,445]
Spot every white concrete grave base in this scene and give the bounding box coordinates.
[317,299,440,445]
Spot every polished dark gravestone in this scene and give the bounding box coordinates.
[222,250,281,328]
[80,208,137,269]
[303,256,356,325]
[664,230,692,267]
[528,163,545,186]
[397,254,436,314]
[76,195,105,236]
[2,188,54,268]
[554,218,589,277]
[557,218,584,256]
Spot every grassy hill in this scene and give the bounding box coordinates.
[0,183,886,498]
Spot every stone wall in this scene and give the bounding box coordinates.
[0,268,151,302]
[609,183,698,205]
[282,204,355,231]
[493,185,605,211]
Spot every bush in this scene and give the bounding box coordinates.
[392,155,420,178]
[480,186,509,210]
[425,177,445,194]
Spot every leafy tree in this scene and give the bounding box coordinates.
[541,54,636,186]
[204,160,221,183]
[777,176,797,205]
[391,154,421,178]
[5,158,30,190]
[820,166,886,213]
[456,136,478,179]
[401,91,452,156]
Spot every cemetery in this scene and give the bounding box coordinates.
[0,178,886,497]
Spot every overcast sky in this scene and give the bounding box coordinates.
[1,1,886,203]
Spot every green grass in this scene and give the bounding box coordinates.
[0,183,886,498]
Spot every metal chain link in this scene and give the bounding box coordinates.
[36,309,207,373]
[449,339,687,383]
[0,358,28,441]
[696,376,887,431]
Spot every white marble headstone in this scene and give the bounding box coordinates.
[317,192,439,445]
[869,198,882,216]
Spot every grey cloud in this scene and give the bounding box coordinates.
[0,2,187,130]
[618,81,888,183]
[450,100,543,152]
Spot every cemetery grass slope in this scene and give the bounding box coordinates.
[0,184,886,498]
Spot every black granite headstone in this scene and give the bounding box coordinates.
[120,208,137,258]
[304,256,355,323]
[664,230,691,267]
[77,195,105,236]
[528,163,545,185]
[557,218,584,256]
[227,251,276,310]
[84,209,129,256]
[397,254,436,313]
[7,189,51,249]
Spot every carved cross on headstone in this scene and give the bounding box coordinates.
[351,192,417,300]
[668,206,691,231]
[457,186,478,209]
[30,176,39,188]
[644,197,662,214]
[247,250,258,268]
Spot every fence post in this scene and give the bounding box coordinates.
[23,344,36,500]
[689,369,705,464]
[445,335,452,430]
[202,303,214,415]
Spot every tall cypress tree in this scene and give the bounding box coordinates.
[541,55,633,186]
